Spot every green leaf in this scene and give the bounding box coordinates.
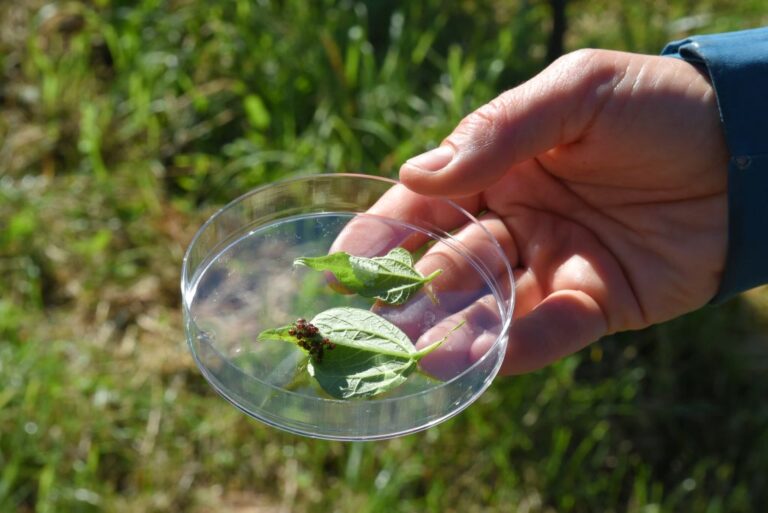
[294,247,441,305]
[309,307,416,398]
[257,307,463,399]
[307,345,416,399]
[244,94,271,130]
[311,307,415,357]
[257,325,297,344]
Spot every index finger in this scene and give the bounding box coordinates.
[330,183,482,257]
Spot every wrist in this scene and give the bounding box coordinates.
[662,27,768,302]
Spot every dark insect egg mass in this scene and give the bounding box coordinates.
[291,318,335,361]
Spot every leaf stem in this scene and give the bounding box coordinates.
[423,268,443,283]
[414,320,466,359]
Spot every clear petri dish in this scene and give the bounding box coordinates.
[181,174,514,440]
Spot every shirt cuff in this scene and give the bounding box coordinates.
[662,27,768,303]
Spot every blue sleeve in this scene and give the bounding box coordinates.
[662,27,768,303]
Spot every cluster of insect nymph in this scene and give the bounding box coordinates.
[287,318,336,362]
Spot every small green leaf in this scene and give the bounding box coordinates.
[257,325,297,344]
[294,247,441,305]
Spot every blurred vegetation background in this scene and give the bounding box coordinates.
[2,1,768,512]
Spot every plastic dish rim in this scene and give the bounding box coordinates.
[180,172,516,409]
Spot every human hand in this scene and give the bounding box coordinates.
[335,49,729,376]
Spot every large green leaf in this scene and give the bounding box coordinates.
[257,307,462,399]
[294,247,441,305]
[309,307,456,399]
[311,307,415,357]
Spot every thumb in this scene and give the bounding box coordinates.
[400,49,622,198]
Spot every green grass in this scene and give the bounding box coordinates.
[2,1,768,511]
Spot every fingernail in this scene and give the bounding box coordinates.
[405,146,454,172]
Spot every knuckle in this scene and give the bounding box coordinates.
[544,48,623,127]
[549,48,617,87]
[554,48,605,72]
[449,98,507,147]
[470,99,506,130]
